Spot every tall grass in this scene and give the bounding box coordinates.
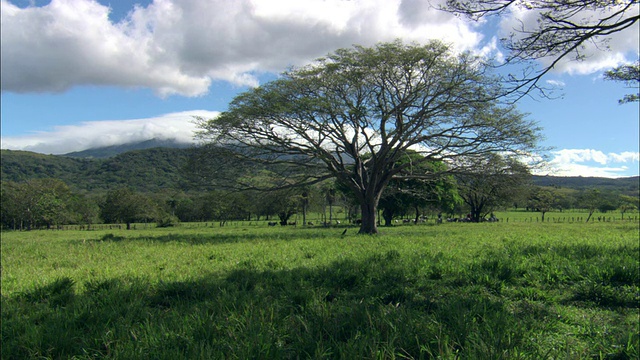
[2,221,638,359]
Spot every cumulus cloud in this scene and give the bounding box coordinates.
[1,0,487,97]
[1,0,212,96]
[498,2,640,76]
[537,149,640,178]
[0,110,219,154]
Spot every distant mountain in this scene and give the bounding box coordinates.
[2,145,639,197]
[1,147,193,192]
[1,150,92,184]
[63,138,193,159]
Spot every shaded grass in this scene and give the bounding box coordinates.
[1,222,638,359]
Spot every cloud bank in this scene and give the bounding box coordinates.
[1,0,484,97]
[537,149,640,178]
[0,110,218,154]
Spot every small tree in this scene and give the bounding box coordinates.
[579,189,601,223]
[456,154,531,222]
[299,187,310,225]
[196,40,540,234]
[101,188,153,230]
[22,179,72,230]
[322,182,338,225]
[618,194,639,220]
[68,194,100,229]
[266,189,299,225]
[528,187,556,222]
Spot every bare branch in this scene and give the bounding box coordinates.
[442,0,639,100]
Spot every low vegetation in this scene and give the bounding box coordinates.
[2,220,638,359]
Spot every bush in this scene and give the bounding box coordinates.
[156,215,180,228]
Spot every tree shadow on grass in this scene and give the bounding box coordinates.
[89,227,345,246]
[3,249,638,359]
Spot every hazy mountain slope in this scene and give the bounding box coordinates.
[82,147,191,191]
[1,147,192,192]
[2,146,638,196]
[532,175,639,197]
[63,138,192,159]
[1,150,92,184]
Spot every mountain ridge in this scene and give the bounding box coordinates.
[1,144,638,196]
[62,138,193,159]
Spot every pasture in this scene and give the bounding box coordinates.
[1,217,638,359]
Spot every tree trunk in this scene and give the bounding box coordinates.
[471,208,482,222]
[329,203,333,224]
[302,203,307,225]
[279,211,294,226]
[586,210,594,223]
[359,201,379,234]
[382,208,394,227]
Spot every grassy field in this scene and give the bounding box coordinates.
[1,218,638,359]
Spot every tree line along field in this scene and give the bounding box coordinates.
[2,146,638,232]
[2,220,638,359]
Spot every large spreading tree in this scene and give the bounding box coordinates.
[196,40,540,234]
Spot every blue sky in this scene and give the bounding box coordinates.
[1,0,639,177]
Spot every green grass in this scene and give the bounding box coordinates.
[494,210,636,223]
[2,221,638,359]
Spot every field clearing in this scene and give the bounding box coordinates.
[2,220,638,359]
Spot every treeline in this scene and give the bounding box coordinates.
[1,147,638,230]
[2,175,638,231]
[0,178,355,230]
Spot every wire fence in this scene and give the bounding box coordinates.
[35,213,638,232]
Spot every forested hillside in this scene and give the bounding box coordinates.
[1,150,92,184]
[1,148,192,192]
[2,148,638,195]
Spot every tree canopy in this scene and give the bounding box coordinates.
[197,40,541,234]
[379,152,460,226]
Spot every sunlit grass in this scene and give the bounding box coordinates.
[2,221,638,359]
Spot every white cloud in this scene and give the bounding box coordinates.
[1,0,486,97]
[477,36,504,63]
[1,0,212,97]
[535,149,640,178]
[0,110,219,154]
[545,79,566,87]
